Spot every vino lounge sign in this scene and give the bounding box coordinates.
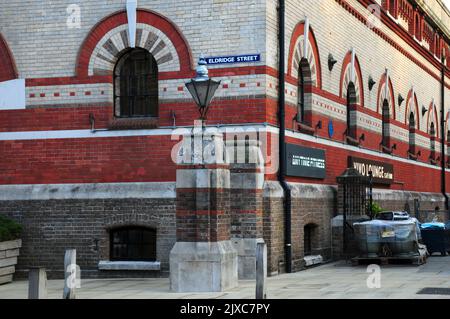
[348,156,394,185]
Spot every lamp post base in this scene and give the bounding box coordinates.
[170,241,238,293]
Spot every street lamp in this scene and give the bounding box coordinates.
[185,57,221,123]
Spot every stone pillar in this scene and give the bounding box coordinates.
[229,139,265,279]
[170,128,238,292]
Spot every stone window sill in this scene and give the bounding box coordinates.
[108,117,158,130]
[381,145,393,154]
[98,261,161,271]
[297,123,315,135]
[346,136,360,147]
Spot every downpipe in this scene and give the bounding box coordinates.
[440,57,449,212]
[278,0,292,274]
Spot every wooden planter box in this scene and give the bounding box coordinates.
[0,239,21,285]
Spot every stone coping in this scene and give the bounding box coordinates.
[98,261,161,271]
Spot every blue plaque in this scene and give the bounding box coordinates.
[328,120,334,138]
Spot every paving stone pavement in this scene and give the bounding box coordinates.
[1,257,449,299]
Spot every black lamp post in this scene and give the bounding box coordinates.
[185,57,221,124]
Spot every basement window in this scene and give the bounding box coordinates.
[110,227,156,261]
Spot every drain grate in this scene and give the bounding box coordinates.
[417,288,450,295]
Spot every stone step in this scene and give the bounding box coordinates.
[0,249,20,259]
[0,266,15,276]
[0,257,17,268]
[0,274,13,285]
[0,240,22,251]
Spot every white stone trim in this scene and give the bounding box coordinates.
[0,79,26,110]
[0,182,175,201]
[98,260,161,271]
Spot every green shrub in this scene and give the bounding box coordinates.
[0,215,22,242]
[368,202,383,218]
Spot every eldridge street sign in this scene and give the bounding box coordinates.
[348,156,394,185]
[286,144,326,179]
[205,54,261,65]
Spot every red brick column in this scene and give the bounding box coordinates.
[170,130,238,292]
[176,163,231,242]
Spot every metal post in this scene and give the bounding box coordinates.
[255,242,267,299]
[343,183,347,255]
[28,268,47,299]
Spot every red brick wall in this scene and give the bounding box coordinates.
[0,136,177,184]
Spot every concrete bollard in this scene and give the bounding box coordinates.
[63,249,79,299]
[255,242,267,299]
[28,267,47,299]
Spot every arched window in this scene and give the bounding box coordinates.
[110,227,156,261]
[414,14,421,40]
[383,0,397,18]
[346,82,357,141]
[430,122,436,162]
[297,58,312,125]
[114,48,158,118]
[381,99,391,151]
[434,35,440,58]
[408,112,417,159]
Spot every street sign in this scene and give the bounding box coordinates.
[205,54,261,65]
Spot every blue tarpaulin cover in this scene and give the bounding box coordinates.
[420,222,445,229]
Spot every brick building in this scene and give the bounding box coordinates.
[0,0,450,279]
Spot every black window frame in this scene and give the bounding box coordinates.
[110,226,157,262]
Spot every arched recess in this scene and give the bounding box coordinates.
[426,101,439,138]
[427,101,439,163]
[0,33,18,82]
[377,72,395,152]
[76,9,193,78]
[287,21,322,88]
[404,89,420,129]
[288,21,322,131]
[376,73,395,119]
[339,51,364,107]
[405,89,420,158]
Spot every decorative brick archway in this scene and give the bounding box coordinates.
[76,9,194,79]
[287,21,322,88]
[339,51,364,107]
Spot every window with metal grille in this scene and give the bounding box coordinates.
[110,227,156,261]
[114,48,158,118]
[382,99,390,147]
